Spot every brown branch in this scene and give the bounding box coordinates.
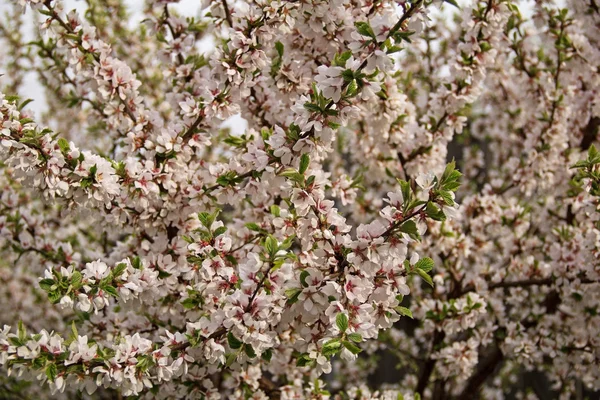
[453,345,504,400]
[382,204,427,238]
[580,116,600,150]
[164,5,186,66]
[459,276,598,296]
[221,0,233,27]
[416,330,445,396]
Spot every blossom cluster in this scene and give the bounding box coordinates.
[0,0,599,399]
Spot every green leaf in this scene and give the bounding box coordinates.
[347,333,362,343]
[132,256,142,270]
[227,332,243,349]
[443,0,460,8]
[322,339,342,357]
[299,153,310,174]
[395,306,413,318]
[265,235,278,258]
[426,202,446,221]
[296,353,314,367]
[275,41,284,57]
[198,212,215,228]
[103,285,118,297]
[436,190,454,206]
[588,144,598,160]
[244,344,257,358]
[18,98,35,111]
[279,168,305,184]
[157,269,172,279]
[181,298,197,309]
[333,51,352,67]
[70,321,78,340]
[355,21,376,39]
[270,205,281,217]
[71,271,83,289]
[113,263,127,278]
[415,257,434,273]
[398,220,420,240]
[346,79,359,98]
[261,348,273,362]
[245,222,263,232]
[45,363,57,382]
[39,278,55,291]
[285,287,302,304]
[416,268,434,287]
[342,340,362,354]
[18,320,26,342]
[336,313,349,333]
[213,226,227,237]
[223,135,246,147]
[225,352,238,367]
[57,138,70,154]
[299,270,310,287]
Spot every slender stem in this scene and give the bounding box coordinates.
[247,261,275,312]
[164,5,186,66]
[382,204,427,238]
[221,0,233,27]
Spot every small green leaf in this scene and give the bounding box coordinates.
[426,202,446,221]
[45,363,57,382]
[71,270,83,289]
[245,222,263,232]
[285,287,303,305]
[227,332,243,349]
[18,320,26,341]
[113,263,127,278]
[225,352,238,367]
[275,41,284,57]
[244,344,257,358]
[299,153,310,174]
[342,340,362,354]
[346,79,359,98]
[322,339,342,357]
[39,279,55,291]
[157,269,172,279]
[264,235,278,258]
[398,220,420,240]
[181,298,197,309]
[213,226,227,237]
[296,353,314,367]
[70,321,78,340]
[279,168,305,184]
[347,333,362,343]
[416,268,434,287]
[270,205,281,217]
[414,257,434,273]
[355,21,376,39]
[336,313,349,333]
[57,138,70,154]
[299,270,310,287]
[103,285,118,297]
[395,306,413,318]
[262,348,273,362]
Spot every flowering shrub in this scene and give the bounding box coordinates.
[0,0,599,398]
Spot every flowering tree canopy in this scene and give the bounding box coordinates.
[0,0,599,398]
